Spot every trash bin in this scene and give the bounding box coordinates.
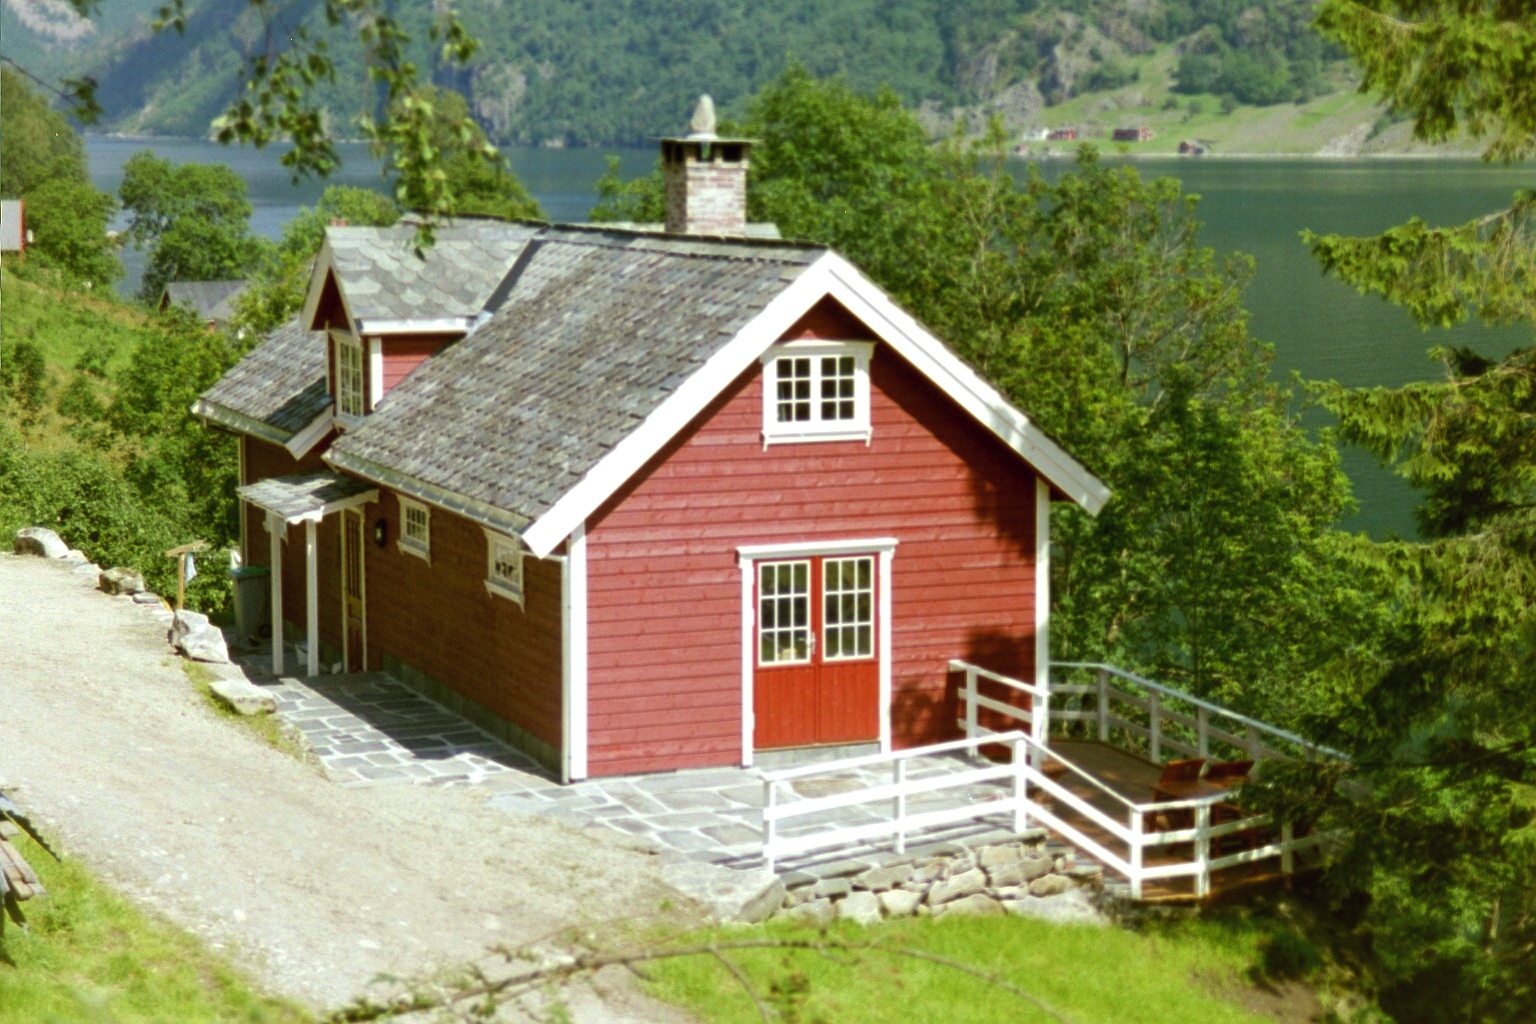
[229,564,271,643]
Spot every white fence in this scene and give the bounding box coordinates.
[1047,662,1348,766]
[760,732,1033,871]
[756,659,1338,899]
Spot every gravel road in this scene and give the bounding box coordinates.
[0,552,696,1021]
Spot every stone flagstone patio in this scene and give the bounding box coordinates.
[237,656,1068,882]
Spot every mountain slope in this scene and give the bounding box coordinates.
[0,0,1392,150]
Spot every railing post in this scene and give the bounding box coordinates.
[965,667,979,752]
[1281,821,1295,876]
[1032,691,1049,769]
[1245,723,1263,763]
[894,758,908,855]
[1195,803,1211,900]
[1197,707,1210,758]
[1013,738,1028,833]
[1129,807,1144,901]
[1096,667,1109,741]
[1149,690,1162,763]
[763,778,777,872]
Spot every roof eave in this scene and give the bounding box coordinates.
[190,397,293,447]
[323,447,530,538]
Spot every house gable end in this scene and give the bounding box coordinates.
[521,254,1109,557]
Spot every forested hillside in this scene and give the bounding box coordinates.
[3,0,1351,146]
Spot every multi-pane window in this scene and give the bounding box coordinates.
[398,498,429,560]
[758,561,811,664]
[485,531,524,604]
[337,336,365,418]
[819,355,857,421]
[762,342,872,442]
[823,557,874,659]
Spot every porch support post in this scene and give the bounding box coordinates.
[268,512,284,677]
[561,522,589,783]
[878,547,894,754]
[305,519,319,677]
[1034,478,1051,728]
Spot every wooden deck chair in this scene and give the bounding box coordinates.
[1204,759,1254,788]
[1151,758,1206,831]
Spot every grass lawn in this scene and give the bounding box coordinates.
[0,833,310,1024]
[645,910,1340,1024]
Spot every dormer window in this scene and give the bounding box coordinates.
[761,341,873,444]
[336,334,365,419]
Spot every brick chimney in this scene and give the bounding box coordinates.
[661,95,752,236]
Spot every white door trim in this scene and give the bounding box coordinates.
[736,537,898,764]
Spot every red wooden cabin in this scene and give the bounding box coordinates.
[196,105,1108,782]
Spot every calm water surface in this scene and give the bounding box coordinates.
[86,138,1534,538]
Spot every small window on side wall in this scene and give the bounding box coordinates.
[397,497,430,561]
[761,341,873,444]
[484,530,524,606]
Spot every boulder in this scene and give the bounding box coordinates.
[1019,854,1055,882]
[940,893,1004,918]
[63,548,89,566]
[99,567,147,596]
[786,898,835,928]
[986,861,1027,889]
[811,876,852,900]
[837,890,882,926]
[977,844,1021,870]
[13,528,67,559]
[853,864,910,892]
[208,675,277,716]
[878,888,922,918]
[169,610,231,664]
[133,591,164,606]
[927,867,986,906]
[1002,890,1104,926]
[663,863,785,924]
[1027,874,1075,898]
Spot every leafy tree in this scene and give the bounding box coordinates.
[119,151,267,303]
[390,87,542,222]
[0,67,87,197]
[22,178,121,288]
[1258,0,1536,1017]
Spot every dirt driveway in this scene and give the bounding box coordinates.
[0,553,695,1020]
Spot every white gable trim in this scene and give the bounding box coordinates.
[284,410,333,460]
[300,241,359,337]
[521,252,1108,557]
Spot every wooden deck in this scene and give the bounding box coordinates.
[1037,740,1308,903]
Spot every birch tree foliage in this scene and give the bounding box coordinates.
[55,0,497,248]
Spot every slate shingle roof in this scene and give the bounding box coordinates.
[194,319,329,443]
[163,280,249,324]
[327,221,541,326]
[327,226,825,526]
[238,471,376,522]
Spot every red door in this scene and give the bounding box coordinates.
[754,555,879,749]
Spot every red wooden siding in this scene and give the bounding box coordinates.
[380,335,454,397]
[584,300,1039,777]
[363,493,564,751]
[241,439,562,753]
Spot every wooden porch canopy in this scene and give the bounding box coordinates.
[237,472,377,678]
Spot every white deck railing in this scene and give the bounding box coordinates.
[760,732,1033,871]
[1048,662,1349,766]
[948,660,1337,900]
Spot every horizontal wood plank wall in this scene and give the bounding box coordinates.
[584,299,1039,777]
[380,335,454,397]
[364,492,563,751]
[242,438,342,660]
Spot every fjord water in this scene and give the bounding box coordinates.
[85,138,1533,538]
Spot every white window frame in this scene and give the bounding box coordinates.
[760,340,873,445]
[484,529,525,606]
[397,496,430,562]
[335,331,366,423]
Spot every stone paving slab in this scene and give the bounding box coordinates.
[233,648,1089,887]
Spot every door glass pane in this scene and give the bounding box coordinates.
[759,561,811,664]
[823,556,874,660]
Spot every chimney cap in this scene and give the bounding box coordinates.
[686,95,717,140]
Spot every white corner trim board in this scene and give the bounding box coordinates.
[561,523,589,782]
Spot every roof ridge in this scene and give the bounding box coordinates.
[536,222,826,260]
